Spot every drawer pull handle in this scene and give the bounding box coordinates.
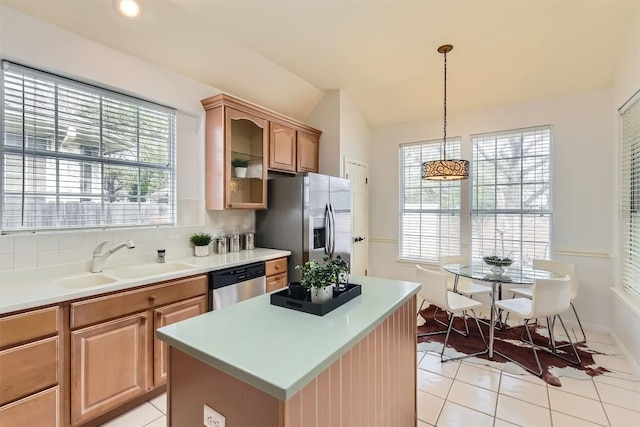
[149,295,156,302]
[275,265,280,270]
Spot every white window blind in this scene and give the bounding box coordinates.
[1,62,176,232]
[470,126,552,266]
[620,91,640,296]
[399,138,462,263]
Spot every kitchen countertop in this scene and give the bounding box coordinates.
[0,248,290,314]
[156,275,421,401]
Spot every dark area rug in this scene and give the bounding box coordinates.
[417,304,611,386]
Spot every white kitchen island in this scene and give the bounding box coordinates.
[157,275,420,427]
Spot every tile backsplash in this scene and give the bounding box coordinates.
[0,201,255,272]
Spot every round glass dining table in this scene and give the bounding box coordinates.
[443,263,557,358]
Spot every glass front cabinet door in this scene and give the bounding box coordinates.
[201,94,268,210]
[225,108,268,208]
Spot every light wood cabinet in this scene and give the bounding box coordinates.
[202,94,321,205]
[269,123,321,174]
[266,272,287,293]
[153,295,207,385]
[0,306,60,427]
[71,313,148,425]
[266,257,288,292]
[0,337,58,405]
[0,387,59,427]
[297,131,320,173]
[0,306,58,348]
[269,122,297,172]
[202,95,269,210]
[69,274,207,425]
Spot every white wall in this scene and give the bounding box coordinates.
[369,88,616,332]
[611,5,640,369]
[339,92,371,171]
[307,90,371,178]
[0,6,254,271]
[307,91,341,177]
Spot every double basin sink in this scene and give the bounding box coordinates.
[55,262,196,289]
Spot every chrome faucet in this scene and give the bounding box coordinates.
[91,240,136,273]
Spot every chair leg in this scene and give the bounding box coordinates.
[432,311,469,337]
[550,315,582,365]
[417,299,425,318]
[439,313,456,361]
[440,309,489,363]
[546,317,557,353]
[495,319,543,377]
[554,303,587,348]
[572,302,588,344]
[516,315,581,367]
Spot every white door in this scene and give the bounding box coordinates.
[344,159,368,276]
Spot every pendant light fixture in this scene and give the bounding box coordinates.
[422,44,469,181]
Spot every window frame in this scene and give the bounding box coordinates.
[469,125,553,267]
[1,61,177,233]
[398,137,463,264]
[619,90,640,296]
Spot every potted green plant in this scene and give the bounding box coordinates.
[190,232,212,257]
[231,158,250,178]
[295,255,349,304]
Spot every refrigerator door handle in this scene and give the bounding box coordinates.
[329,203,336,257]
[324,203,331,255]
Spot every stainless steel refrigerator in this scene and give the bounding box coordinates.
[256,173,351,282]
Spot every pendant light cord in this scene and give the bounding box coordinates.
[442,48,448,160]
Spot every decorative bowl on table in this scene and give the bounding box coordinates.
[483,256,513,275]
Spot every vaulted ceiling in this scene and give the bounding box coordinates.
[1,0,638,127]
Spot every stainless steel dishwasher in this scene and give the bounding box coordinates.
[208,261,266,310]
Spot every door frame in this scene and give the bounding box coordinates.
[343,157,369,276]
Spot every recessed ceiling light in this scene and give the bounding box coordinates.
[115,0,140,19]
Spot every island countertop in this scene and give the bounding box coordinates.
[156,275,420,401]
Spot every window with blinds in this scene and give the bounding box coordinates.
[398,138,462,263]
[1,62,176,232]
[470,126,552,266]
[620,92,640,296]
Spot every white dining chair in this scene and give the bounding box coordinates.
[439,255,493,297]
[495,275,581,376]
[438,255,498,326]
[416,265,488,362]
[510,259,586,344]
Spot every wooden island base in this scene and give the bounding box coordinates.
[167,298,417,426]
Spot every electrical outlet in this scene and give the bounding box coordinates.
[203,404,225,427]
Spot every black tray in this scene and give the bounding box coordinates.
[270,283,362,316]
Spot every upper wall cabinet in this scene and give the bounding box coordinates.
[296,130,320,173]
[202,95,269,210]
[269,123,321,174]
[269,122,296,173]
[201,94,322,209]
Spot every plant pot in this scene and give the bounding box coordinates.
[288,282,307,300]
[310,285,333,304]
[194,245,210,257]
[234,167,247,178]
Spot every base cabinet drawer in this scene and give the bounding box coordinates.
[0,336,58,405]
[71,275,207,328]
[266,257,287,276]
[0,386,59,427]
[71,312,148,425]
[0,306,58,348]
[266,272,287,292]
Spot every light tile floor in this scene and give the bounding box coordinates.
[102,331,640,427]
[417,329,640,427]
